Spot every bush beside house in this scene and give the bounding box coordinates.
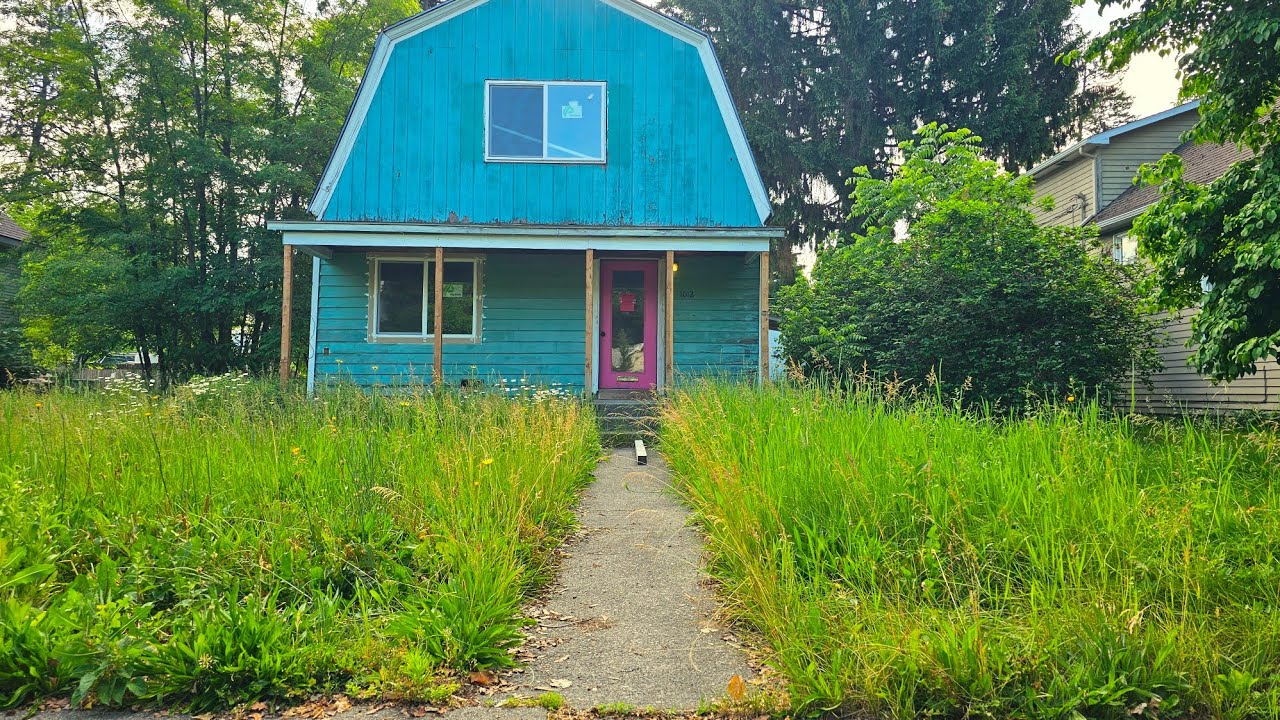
[778,125,1161,409]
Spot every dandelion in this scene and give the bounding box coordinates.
[144,411,152,418]
[34,402,43,410]
[481,457,494,466]
[400,401,411,407]
[1067,395,1076,403]
[291,446,302,456]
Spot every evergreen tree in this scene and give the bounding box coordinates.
[661,0,1126,280]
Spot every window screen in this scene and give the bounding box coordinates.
[488,84,544,158]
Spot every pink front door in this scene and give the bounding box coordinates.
[599,260,659,390]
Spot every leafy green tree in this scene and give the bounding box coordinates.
[660,0,1127,282]
[778,124,1160,407]
[1081,0,1280,381]
[0,0,417,383]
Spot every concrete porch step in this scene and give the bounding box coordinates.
[593,394,659,447]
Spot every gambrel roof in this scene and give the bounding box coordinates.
[308,0,771,226]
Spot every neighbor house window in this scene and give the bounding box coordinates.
[1111,233,1138,264]
[486,81,605,162]
[373,258,480,340]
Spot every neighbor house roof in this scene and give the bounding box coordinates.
[1026,99,1202,179]
[1091,140,1252,230]
[0,210,27,247]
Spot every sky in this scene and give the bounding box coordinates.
[1072,0,1183,117]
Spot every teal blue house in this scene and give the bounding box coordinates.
[271,0,781,395]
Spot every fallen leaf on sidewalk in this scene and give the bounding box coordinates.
[469,670,499,686]
[548,679,573,688]
[727,674,747,701]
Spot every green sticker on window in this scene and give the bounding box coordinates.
[561,101,582,119]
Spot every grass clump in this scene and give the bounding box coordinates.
[0,376,598,710]
[661,381,1280,719]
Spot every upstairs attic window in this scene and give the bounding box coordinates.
[486,81,605,163]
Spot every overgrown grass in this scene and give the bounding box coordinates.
[0,376,599,710]
[661,381,1280,719]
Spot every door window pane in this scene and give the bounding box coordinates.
[610,270,645,373]
[377,261,424,334]
[489,84,543,158]
[547,83,604,160]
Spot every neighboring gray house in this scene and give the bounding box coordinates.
[0,209,27,327]
[1029,102,1278,413]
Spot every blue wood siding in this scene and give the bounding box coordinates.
[322,0,759,227]
[312,251,759,388]
[672,253,759,379]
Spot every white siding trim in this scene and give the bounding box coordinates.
[307,0,773,224]
[271,220,782,238]
[281,229,770,252]
[307,255,320,397]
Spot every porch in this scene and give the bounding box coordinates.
[271,222,780,396]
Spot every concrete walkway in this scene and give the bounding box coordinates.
[500,448,752,710]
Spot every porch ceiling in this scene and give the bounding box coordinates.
[268,221,779,256]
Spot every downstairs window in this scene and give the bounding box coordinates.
[373,257,479,340]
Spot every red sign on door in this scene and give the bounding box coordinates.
[619,292,636,313]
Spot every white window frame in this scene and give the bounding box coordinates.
[484,80,607,164]
[371,256,482,341]
[1111,233,1138,265]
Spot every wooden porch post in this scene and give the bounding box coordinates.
[665,250,674,391]
[759,251,770,383]
[433,246,444,385]
[279,244,293,386]
[584,249,594,398]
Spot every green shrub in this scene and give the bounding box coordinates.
[778,124,1160,409]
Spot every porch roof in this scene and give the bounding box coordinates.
[268,221,780,256]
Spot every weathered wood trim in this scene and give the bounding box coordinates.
[433,246,444,384]
[280,244,294,385]
[584,249,595,398]
[665,250,675,391]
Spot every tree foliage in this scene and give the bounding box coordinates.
[0,0,419,381]
[659,0,1131,281]
[778,124,1160,408]
[1082,0,1280,381]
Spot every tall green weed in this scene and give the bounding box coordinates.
[0,378,598,710]
[662,381,1280,719]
